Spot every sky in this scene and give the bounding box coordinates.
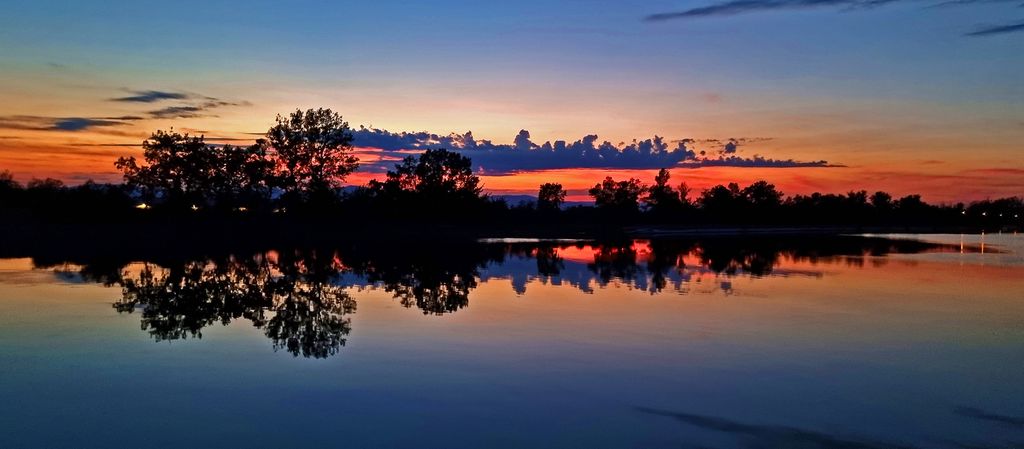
[0,0,1021,202]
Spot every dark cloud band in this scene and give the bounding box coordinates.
[644,0,1022,37]
[110,90,190,103]
[351,128,835,174]
[0,115,141,132]
[964,20,1024,36]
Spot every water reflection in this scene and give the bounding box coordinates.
[636,407,915,449]
[113,252,355,358]
[639,406,1024,449]
[27,236,984,358]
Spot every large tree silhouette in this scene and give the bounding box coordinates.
[537,182,566,210]
[116,130,217,206]
[644,169,688,215]
[115,130,274,209]
[263,108,359,200]
[589,176,646,213]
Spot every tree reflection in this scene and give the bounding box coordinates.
[347,242,502,315]
[112,252,355,359]
[534,246,564,277]
[28,235,975,358]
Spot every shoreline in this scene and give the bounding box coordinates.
[624,224,1011,238]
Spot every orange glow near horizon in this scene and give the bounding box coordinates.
[1,129,1022,204]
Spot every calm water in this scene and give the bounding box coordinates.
[0,233,1022,448]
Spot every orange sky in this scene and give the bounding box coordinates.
[1,75,1021,204]
[1,132,1022,204]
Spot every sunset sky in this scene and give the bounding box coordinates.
[1,0,1021,202]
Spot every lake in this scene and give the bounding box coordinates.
[0,233,1021,448]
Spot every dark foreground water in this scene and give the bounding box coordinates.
[0,233,1021,448]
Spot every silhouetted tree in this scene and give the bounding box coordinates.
[373,149,483,202]
[0,170,18,190]
[116,130,218,206]
[871,191,893,211]
[699,183,743,220]
[115,131,274,210]
[263,108,359,201]
[644,169,685,214]
[897,194,925,211]
[538,182,566,210]
[0,171,21,209]
[589,177,645,213]
[215,144,275,208]
[741,181,782,209]
[26,178,64,190]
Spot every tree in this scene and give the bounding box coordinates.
[870,191,893,210]
[677,182,692,206]
[26,178,64,190]
[116,130,218,205]
[374,149,483,202]
[116,131,274,209]
[263,108,359,197]
[644,169,683,213]
[216,144,275,206]
[589,177,645,212]
[0,170,20,191]
[896,194,926,211]
[740,180,783,209]
[537,183,566,210]
[699,183,742,215]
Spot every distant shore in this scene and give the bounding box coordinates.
[624,224,1014,238]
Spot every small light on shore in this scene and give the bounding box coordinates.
[236,206,248,212]
[191,204,199,211]
[135,203,150,210]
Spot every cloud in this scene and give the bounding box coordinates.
[351,127,834,174]
[680,155,836,168]
[147,100,246,119]
[0,115,141,132]
[644,0,895,21]
[723,139,740,154]
[928,0,1019,8]
[111,90,190,103]
[644,0,1021,36]
[52,118,125,131]
[107,89,249,118]
[964,20,1024,36]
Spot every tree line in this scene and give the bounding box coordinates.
[0,107,1020,230]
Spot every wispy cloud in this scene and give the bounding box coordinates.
[964,20,1024,36]
[108,88,249,119]
[0,115,142,132]
[644,0,1023,37]
[644,0,897,21]
[147,100,248,119]
[111,90,190,103]
[52,118,126,131]
[351,127,834,174]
